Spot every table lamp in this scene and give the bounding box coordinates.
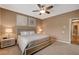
[5,28,13,38]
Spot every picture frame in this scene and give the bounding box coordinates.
[28,17,36,27]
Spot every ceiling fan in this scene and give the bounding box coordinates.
[32,4,53,15]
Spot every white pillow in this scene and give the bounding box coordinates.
[20,31,30,36]
[29,31,35,35]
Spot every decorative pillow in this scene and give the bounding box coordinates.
[29,31,35,35]
[20,31,30,36]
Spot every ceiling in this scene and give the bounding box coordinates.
[0,4,79,19]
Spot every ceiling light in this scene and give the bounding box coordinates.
[40,10,45,13]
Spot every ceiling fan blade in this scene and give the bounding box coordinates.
[39,13,42,15]
[37,4,41,8]
[46,6,53,10]
[45,11,50,14]
[41,5,45,8]
[32,10,39,12]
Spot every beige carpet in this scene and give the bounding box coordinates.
[0,45,21,55]
[35,41,79,55]
[0,41,79,55]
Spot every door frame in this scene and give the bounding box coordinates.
[69,18,79,44]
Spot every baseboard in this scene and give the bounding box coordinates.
[57,40,71,44]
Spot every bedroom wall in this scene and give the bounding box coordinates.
[0,8,1,39]
[43,9,79,43]
[1,8,17,38]
[0,8,43,39]
[36,19,43,33]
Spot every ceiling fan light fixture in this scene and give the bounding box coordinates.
[40,10,45,13]
[32,4,53,15]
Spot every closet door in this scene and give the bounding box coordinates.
[16,14,28,26]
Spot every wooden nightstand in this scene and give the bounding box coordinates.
[0,38,16,48]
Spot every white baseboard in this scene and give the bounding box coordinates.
[57,40,71,44]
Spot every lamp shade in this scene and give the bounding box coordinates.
[37,26,42,33]
[5,28,13,33]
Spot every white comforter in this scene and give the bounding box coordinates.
[17,34,49,54]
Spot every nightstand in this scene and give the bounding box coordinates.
[0,38,16,48]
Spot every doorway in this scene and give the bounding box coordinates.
[71,19,79,44]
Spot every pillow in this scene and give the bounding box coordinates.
[29,31,35,35]
[20,31,30,36]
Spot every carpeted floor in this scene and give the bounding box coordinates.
[35,41,79,55]
[0,41,79,55]
[0,45,21,55]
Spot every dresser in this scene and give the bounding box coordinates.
[0,38,16,48]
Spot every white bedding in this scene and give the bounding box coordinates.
[17,34,49,54]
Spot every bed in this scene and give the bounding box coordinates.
[17,31,54,55]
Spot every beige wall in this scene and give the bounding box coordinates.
[0,8,17,38]
[36,19,43,33]
[43,10,79,43]
[0,9,1,39]
[0,8,1,27]
[0,8,42,39]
